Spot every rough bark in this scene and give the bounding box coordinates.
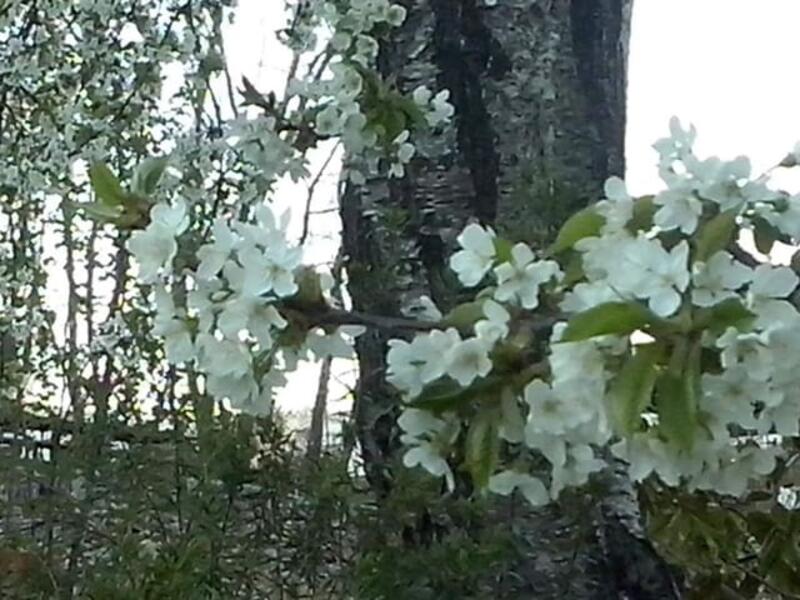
[341,0,682,597]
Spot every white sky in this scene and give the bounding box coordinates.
[627,0,800,194]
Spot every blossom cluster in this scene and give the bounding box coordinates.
[286,0,454,183]
[129,118,800,505]
[126,198,363,414]
[387,118,800,504]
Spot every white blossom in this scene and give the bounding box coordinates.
[691,251,752,307]
[596,176,633,233]
[152,286,194,364]
[488,471,549,506]
[653,116,697,167]
[387,328,461,396]
[549,444,605,499]
[196,218,237,280]
[653,185,703,234]
[403,442,455,491]
[305,325,365,359]
[629,238,690,317]
[449,223,496,286]
[401,294,443,321]
[445,337,493,387]
[524,380,590,436]
[474,299,510,342]
[494,242,561,309]
[126,201,189,283]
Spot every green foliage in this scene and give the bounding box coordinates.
[696,297,755,334]
[465,410,500,489]
[355,530,512,600]
[132,157,170,197]
[655,342,700,451]
[359,68,426,147]
[352,473,518,600]
[440,301,485,331]
[0,414,358,599]
[75,161,159,228]
[655,371,697,451]
[628,195,657,232]
[608,343,662,435]
[89,163,128,207]
[560,301,656,342]
[694,209,738,262]
[644,486,800,599]
[408,376,505,414]
[549,207,604,254]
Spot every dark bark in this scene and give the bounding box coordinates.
[341,0,682,597]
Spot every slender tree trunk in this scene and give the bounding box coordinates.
[341,0,682,597]
[306,356,332,462]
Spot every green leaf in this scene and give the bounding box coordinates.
[549,207,604,254]
[89,163,127,207]
[694,210,738,262]
[751,215,793,255]
[609,344,662,435]
[684,339,702,414]
[440,301,485,331]
[699,298,756,334]
[409,376,504,413]
[753,216,779,255]
[655,372,695,450]
[560,301,654,342]
[655,344,700,451]
[560,252,585,287]
[132,156,169,196]
[396,94,427,128]
[627,195,657,233]
[407,380,468,413]
[68,201,124,222]
[493,237,514,264]
[465,410,500,489]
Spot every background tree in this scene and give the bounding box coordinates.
[341,1,684,597]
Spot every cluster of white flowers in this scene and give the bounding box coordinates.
[96,0,456,417]
[286,0,454,183]
[127,199,365,414]
[387,118,800,505]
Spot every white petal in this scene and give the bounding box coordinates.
[752,265,798,298]
[510,242,534,267]
[649,287,681,317]
[603,176,628,202]
[457,223,495,257]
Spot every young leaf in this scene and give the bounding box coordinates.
[560,301,653,342]
[409,376,504,413]
[465,410,500,489]
[560,252,585,287]
[752,216,780,255]
[694,210,738,262]
[655,344,700,451]
[493,237,514,264]
[699,297,756,334]
[89,163,127,207]
[68,201,124,223]
[655,372,695,450]
[627,195,657,233]
[609,344,661,435]
[549,207,604,254]
[132,156,169,196]
[441,301,485,331]
[408,380,469,413]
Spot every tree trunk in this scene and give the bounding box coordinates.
[341,0,682,596]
